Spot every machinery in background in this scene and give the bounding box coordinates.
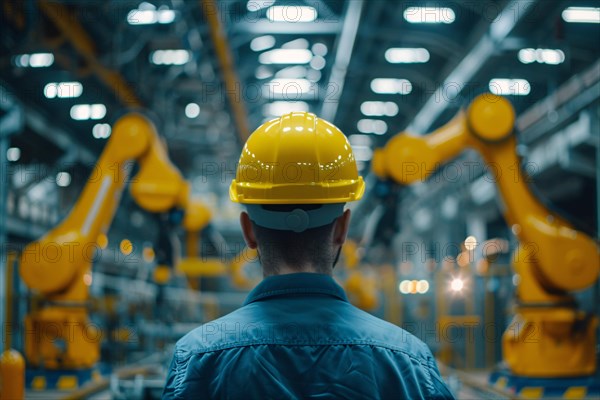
[177,202,263,290]
[340,240,379,311]
[18,113,209,383]
[372,94,600,394]
[176,200,220,289]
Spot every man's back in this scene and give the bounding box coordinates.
[163,273,454,399]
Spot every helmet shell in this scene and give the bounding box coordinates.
[230,112,365,204]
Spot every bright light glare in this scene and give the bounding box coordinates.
[120,239,133,256]
[399,280,411,294]
[6,147,21,162]
[357,119,387,135]
[450,278,464,292]
[91,104,107,119]
[275,66,307,79]
[247,0,276,12]
[127,5,176,25]
[561,7,600,23]
[70,104,107,120]
[489,78,530,96]
[251,35,276,52]
[310,55,326,70]
[464,235,477,251]
[83,273,93,286]
[150,50,190,65]
[14,53,54,68]
[518,48,565,65]
[44,82,83,99]
[92,123,111,139]
[312,43,328,56]
[353,145,373,161]
[143,247,155,262]
[56,172,71,187]
[348,134,372,147]
[306,69,321,82]
[157,10,176,24]
[371,78,412,95]
[267,5,318,22]
[185,103,201,118]
[263,101,309,116]
[255,65,274,79]
[399,280,429,294]
[416,280,429,294]
[259,49,313,64]
[282,38,309,49]
[385,48,430,63]
[361,101,399,117]
[404,7,455,24]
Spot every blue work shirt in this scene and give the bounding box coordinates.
[163,273,454,399]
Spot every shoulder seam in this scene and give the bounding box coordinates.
[184,341,434,369]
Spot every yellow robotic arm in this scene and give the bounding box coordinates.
[177,200,230,287]
[21,114,189,297]
[372,94,600,377]
[19,113,194,369]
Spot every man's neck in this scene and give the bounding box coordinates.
[265,264,332,277]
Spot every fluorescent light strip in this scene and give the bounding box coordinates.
[259,49,313,64]
[44,82,83,99]
[404,7,455,24]
[255,66,274,79]
[357,119,387,135]
[281,38,309,49]
[275,66,308,79]
[361,101,399,117]
[370,78,412,95]
[266,6,317,22]
[489,78,531,96]
[92,123,112,139]
[250,35,276,52]
[14,53,54,68]
[247,0,276,12]
[353,145,373,161]
[561,7,600,23]
[150,50,190,65]
[385,48,430,63]
[127,7,176,25]
[518,48,565,65]
[348,134,372,146]
[70,104,107,120]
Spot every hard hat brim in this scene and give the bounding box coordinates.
[229,177,365,204]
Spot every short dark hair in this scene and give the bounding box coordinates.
[251,204,338,275]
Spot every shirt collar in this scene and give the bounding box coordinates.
[243,272,349,306]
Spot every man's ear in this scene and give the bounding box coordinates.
[333,209,351,246]
[240,212,258,249]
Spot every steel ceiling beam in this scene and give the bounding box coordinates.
[202,0,250,143]
[406,0,539,134]
[38,0,142,108]
[321,0,364,122]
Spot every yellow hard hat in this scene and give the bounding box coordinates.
[230,112,365,205]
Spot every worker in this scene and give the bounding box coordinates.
[163,112,454,399]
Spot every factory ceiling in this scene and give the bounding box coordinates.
[1,0,599,230]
